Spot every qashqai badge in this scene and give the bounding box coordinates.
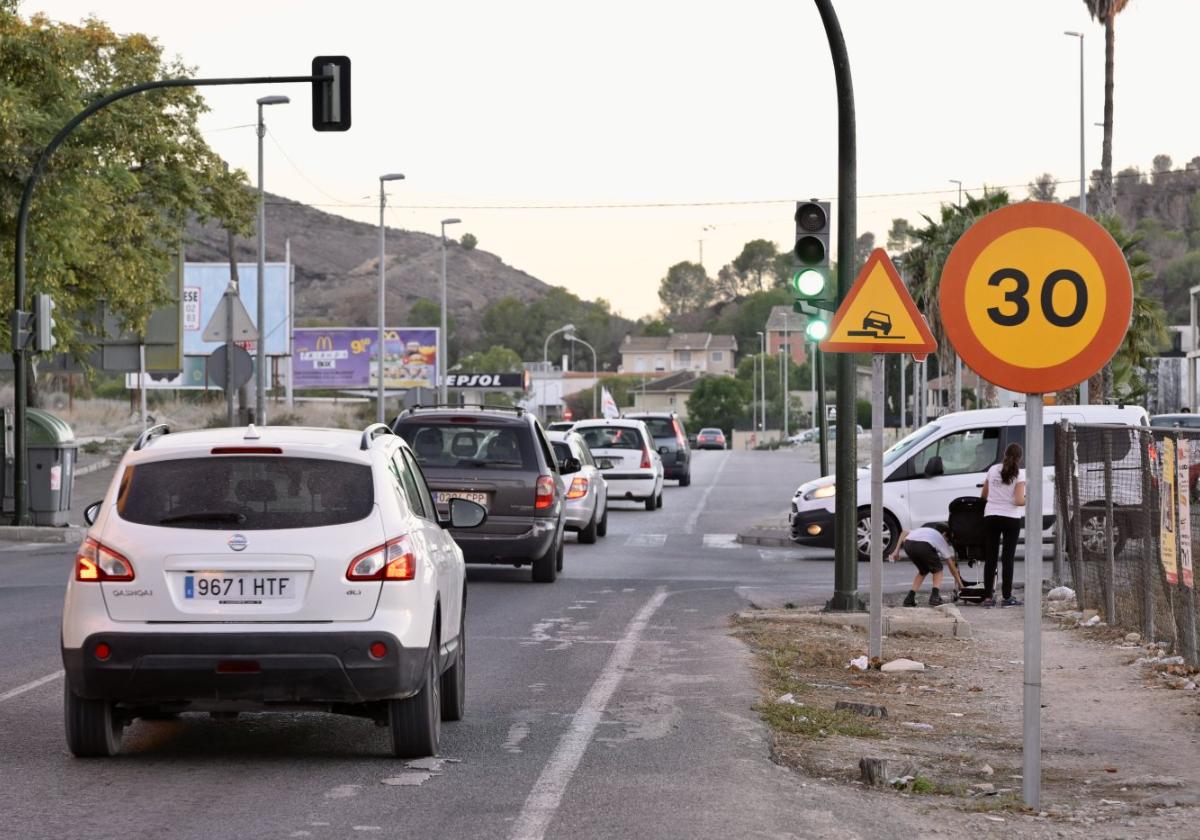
[228,533,248,552]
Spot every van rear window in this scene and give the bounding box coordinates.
[397,423,536,470]
[117,457,373,530]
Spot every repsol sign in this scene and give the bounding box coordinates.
[446,373,526,389]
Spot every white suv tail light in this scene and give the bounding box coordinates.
[346,535,416,582]
[75,538,135,582]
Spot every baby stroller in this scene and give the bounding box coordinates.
[943,496,987,604]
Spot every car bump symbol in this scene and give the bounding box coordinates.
[228,534,248,552]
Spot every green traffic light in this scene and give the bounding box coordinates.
[792,269,825,297]
[806,319,829,341]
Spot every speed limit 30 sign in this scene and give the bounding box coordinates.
[939,202,1132,394]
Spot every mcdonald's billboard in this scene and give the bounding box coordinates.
[292,327,439,390]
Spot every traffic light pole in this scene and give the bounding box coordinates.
[815,0,861,611]
[816,348,828,476]
[10,72,329,525]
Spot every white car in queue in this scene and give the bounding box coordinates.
[61,422,485,759]
[547,429,609,543]
[573,418,664,511]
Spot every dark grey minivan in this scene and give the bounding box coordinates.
[393,406,567,583]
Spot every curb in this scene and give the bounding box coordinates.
[736,606,972,639]
[0,525,85,544]
[736,530,794,548]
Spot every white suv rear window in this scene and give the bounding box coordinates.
[117,456,373,530]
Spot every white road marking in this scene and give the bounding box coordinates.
[625,533,666,548]
[701,533,739,549]
[323,784,360,799]
[0,670,62,703]
[684,453,731,534]
[509,587,669,840]
[380,773,432,786]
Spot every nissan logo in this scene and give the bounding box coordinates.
[228,534,248,552]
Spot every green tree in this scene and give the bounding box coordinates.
[1159,251,1200,321]
[564,375,633,421]
[732,239,779,292]
[1028,173,1058,202]
[658,261,714,319]
[1104,216,1169,401]
[1083,0,1133,217]
[639,319,672,337]
[886,218,913,253]
[686,376,749,436]
[456,345,522,372]
[0,8,254,355]
[460,232,478,250]
[854,231,876,272]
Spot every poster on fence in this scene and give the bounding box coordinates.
[1180,440,1195,589]
[1160,438,1179,586]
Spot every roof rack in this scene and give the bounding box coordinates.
[398,403,526,418]
[360,423,395,451]
[133,424,170,451]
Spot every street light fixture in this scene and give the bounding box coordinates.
[542,323,576,422]
[255,94,290,425]
[566,333,598,418]
[377,172,405,423]
[1065,29,1088,405]
[439,218,462,404]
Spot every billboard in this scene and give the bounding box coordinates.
[293,327,439,390]
[184,262,290,356]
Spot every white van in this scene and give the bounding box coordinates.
[788,404,1149,561]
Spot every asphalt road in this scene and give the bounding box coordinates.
[0,449,944,840]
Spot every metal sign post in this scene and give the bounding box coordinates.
[1022,393,1044,805]
[869,354,885,658]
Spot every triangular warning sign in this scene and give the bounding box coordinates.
[819,249,937,355]
[202,286,259,343]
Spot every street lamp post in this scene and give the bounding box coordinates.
[950,178,963,413]
[567,334,598,418]
[439,218,461,404]
[757,331,766,435]
[377,173,405,424]
[256,94,290,425]
[1066,29,1088,404]
[542,323,575,422]
[698,224,715,267]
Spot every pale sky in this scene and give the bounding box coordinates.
[25,0,1200,319]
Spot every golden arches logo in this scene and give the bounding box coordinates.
[314,335,334,352]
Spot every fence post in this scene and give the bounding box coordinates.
[1070,425,1087,607]
[1053,419,1068,585]
[1103,428,1117,623]
[1139,428,1156,642]
[1176,435,1199,665]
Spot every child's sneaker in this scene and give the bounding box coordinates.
[928,590,944,607]
[902,591,917,607]
[1001,597,1023,607]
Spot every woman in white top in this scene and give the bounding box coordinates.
[980,442,1026,607]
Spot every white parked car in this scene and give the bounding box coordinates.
[574,418,664,511]
[61,423,484,759]
[548,430,609,543]
[789,404,1149,561]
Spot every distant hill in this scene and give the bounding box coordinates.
[184,193,560,344]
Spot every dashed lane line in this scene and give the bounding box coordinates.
[0,670,63,703]
[508,587,669,840]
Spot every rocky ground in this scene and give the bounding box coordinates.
[734,591,1200,838]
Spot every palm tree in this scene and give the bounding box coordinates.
[1083,0,1132,217]
[1103,217,1168,401]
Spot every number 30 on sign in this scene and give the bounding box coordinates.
[939,202,1132,394]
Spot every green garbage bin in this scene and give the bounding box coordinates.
[26,409,78,526]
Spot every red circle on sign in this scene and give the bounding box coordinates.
[938,203,1132,394]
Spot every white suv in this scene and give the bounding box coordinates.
[61,423,484,759]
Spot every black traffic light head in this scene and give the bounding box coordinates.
[312,56,351,131]
[791,199,834,312]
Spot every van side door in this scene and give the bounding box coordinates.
[904,426,1002,528]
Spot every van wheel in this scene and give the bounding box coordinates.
[597,506,608,537]
[656,491,664,509]
[645,495,656,512]
[679,472,691,487]
[440,611,466,722]
[389,632,441,757]
[555,538,564,572]
[64,682,123,758]
[578,510,599,544]
[532,538,558,583]
[855,508,900,563]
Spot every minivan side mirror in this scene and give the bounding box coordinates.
[560,456,582,475]
[446,497,487,529]
[923,456,945,478]
[657,445,670,455]
[83,500,102,526]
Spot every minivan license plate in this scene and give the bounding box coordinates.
[184,574,293,601]
[435,491,488,508]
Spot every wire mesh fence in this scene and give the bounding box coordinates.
[1057,422,1200,664]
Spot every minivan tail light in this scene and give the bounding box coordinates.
[535,475,555,509]
[347,535,416,582]
[566,477,589,500]
[75,538,134,582]
[640,448,652,470]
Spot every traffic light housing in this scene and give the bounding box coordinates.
[312,56,351,131]
[33,293,55,352]
[791,199,832,305]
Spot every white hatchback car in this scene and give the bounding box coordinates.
[574,419,664,511]
[61,423,484,759]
